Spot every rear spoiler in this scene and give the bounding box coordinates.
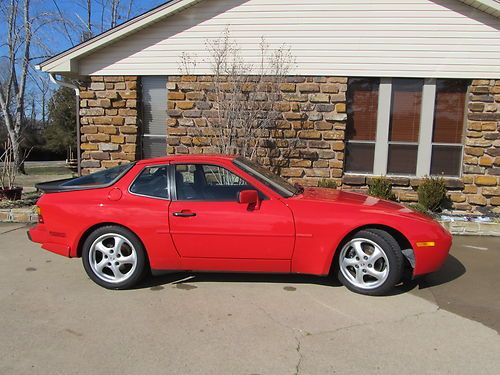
[35,178,113,193]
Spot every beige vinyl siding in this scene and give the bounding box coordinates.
[78,0,500,79]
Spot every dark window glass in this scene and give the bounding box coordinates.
[431,145,462,176]
[62,164,132,187]
[389,79,423,142]
[345,78,379,174]
[346,78,379,141]
[175,164,255,201]
[433,80,467,144]
[130,165,169,199]
[345,143,375,173]
[387,144,418,175]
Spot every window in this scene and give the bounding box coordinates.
[430,80,468,176]
[141,76,167,158]
[345,78,379,173]
[130,165,169,199]
[345,78,467,177]
[175,164,256,201]
[387,79,423,175]
[62,163,133,187]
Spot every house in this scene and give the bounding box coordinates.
[37,0,500,213]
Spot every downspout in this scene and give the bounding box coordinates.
[49,73,82,176]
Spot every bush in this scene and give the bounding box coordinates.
[417,176,447,212]
[407,203,431,216]
[368,176,396,201]
[318,179,337,189]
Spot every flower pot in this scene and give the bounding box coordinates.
[0,187,23,201]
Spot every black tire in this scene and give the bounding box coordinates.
[335,229,404,296]
[82,225,147,289]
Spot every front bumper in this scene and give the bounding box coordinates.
[412,231,453,276]
[28,225,71,257]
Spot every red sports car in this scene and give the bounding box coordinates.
[28,155,452,295]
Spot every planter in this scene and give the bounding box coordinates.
[0,187,23,201]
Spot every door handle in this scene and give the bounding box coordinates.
[173,211,196,217]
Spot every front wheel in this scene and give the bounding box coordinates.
[336,229,404,296]
[82,225,147,289]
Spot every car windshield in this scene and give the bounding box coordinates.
[233,157,300,198]
[62,163,133,187]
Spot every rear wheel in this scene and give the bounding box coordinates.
[82,226,147,289]
[336,229,404,296]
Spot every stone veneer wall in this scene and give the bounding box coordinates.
[166,75,347,186]
[79,76,139,174]
[342,79,500,214]
[78,75,499,214]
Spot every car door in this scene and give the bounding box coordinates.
[168,163,295,260]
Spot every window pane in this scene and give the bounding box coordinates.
[142,76,167,159]
[389,79,423,142]
[130,165,169,199]
[345,143,375,173]
[142,137,166,159]
[202,165,247,186]
[387,144,418,175]
[142,76,167,135]
[175,164,254,201]
[433,79,467,144]
[346,78,379,141]
[431,145,462,176]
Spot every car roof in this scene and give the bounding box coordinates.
[135,154,238,165]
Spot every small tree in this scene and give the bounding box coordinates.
[43,86,76,156]
[180,28,296,164]
[0,137,31,196]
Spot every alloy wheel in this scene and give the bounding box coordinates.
[88,233,138,284]
[339,238,390,290]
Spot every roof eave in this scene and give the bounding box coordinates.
[38,0,203,74]
[457,0,500,18]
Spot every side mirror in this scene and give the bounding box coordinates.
[238,189,260,209]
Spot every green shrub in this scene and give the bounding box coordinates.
[318,179,337,189]
[417,176,447,212]
[407,203,431,216]
[368,176,396,201]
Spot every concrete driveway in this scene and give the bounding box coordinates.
[1,223,499,374]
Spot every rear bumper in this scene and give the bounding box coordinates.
[413,232,453,276]
[28,225,71,257]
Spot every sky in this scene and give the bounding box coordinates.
[42,0,167,60]
[0,0,167,120]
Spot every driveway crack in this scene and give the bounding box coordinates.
[252,303,306,375]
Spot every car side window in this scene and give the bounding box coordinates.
[130,165,169,199]
[175,164,255,201]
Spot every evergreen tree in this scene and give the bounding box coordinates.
[44,87,76,157]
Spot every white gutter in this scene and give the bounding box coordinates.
[49,73,82,176]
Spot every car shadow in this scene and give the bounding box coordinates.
[389,254,467,296]
[136,254,466,295]
[137,271,342,290]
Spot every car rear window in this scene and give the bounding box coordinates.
[62,163,133,187]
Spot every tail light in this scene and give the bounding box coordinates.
[35,206,44,223]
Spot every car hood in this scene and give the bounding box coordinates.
[294,187,432,222]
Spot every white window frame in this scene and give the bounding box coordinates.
[348,78,465,178]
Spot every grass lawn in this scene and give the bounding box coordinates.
[1,161,74,208]
[13,161,74,192]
